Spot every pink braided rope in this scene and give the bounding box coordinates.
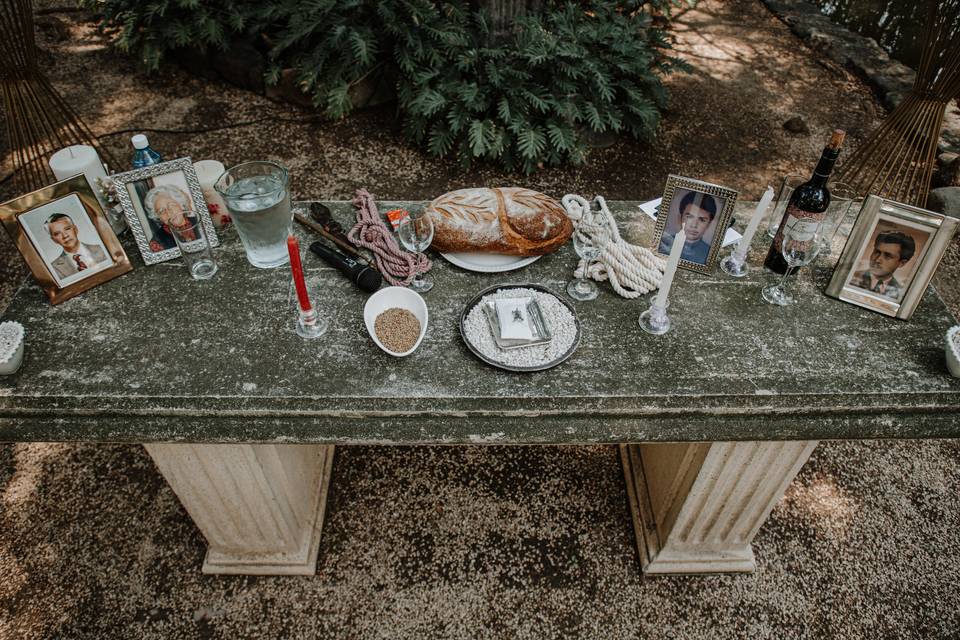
[349,189,431,287]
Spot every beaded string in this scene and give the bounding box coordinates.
[349,189,431,287]
[561,194,665,299]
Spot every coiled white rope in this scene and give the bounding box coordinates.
[561,194,666,299]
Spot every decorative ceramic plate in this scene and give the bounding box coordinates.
[440,252,541,273]
[459,283,581,373]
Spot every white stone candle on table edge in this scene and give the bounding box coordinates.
[655,227,686,308]
[193,160,231,228]
[48,145,108,202]
[736,186,774,257]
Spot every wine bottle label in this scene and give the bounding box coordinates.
[772,205,824,251]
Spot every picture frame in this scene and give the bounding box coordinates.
[0,174,133,305]
[111,157,219,265]
[826,195,958,320]
[652,175,738,274]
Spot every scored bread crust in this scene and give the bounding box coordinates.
[426,187,573,256]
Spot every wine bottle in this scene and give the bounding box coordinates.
[764,129,846,274]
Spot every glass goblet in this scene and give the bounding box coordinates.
[566,223,609,301]
[397,211,435,293]
[762,225,822,306]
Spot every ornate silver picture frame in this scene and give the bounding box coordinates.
[826,195,959,320]
[652,175,738,275]
[111,157,219,265]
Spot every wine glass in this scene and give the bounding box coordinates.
[762,218,822,306]
[566,222,609,301]
[397,210,435,293]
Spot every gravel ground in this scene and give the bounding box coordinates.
[2,1,959,638]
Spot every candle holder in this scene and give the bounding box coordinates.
[638,299,671,335]
[296,306,328,339]
[720,247,749,278]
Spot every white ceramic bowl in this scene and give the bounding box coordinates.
[946,325,960,378]
[363,286,428,357]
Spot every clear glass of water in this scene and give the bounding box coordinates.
[214,161,292,268]
[168,218,218,280]
[397,211,435,293]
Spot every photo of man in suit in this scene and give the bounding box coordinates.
[45,213,109,280]
[850,230,916,302]
[658,190,719,265]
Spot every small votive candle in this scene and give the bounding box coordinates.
[193,160,231,228]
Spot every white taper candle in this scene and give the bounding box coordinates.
[655,227,686,307]
[736,186,774,257]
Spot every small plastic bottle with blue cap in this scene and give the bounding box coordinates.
[131,134,162,169]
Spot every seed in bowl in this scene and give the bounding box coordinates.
[375,308,421,353]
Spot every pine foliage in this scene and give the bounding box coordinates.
[82,0,689,172]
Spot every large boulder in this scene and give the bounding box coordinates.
[936,154,960,188]
[927,187,960,216]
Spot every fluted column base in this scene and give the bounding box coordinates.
[145,443,335,575]
[621,441,817,575]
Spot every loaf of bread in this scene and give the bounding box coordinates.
[426,187,573,256]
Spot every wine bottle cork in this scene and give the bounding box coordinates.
[829,129,846,150]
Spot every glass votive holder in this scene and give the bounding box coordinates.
[296,305,328,339]
[169,218,218,280]
[720,247,749,277]
[639,299,671,335]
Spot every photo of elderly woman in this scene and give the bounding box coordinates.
[125,172,199,253]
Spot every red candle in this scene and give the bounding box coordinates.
[287,235,312,312]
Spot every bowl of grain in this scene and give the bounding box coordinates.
[364,286,428,357]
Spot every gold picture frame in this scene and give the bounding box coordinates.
[0,174,132,305]
[652,175,739,275]
[825,195,958,320]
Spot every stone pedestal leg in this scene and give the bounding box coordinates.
[144,443,335,576]
[620,440,817,575]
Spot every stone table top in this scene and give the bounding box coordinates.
[1,200,958,444]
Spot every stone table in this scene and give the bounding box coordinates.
[1,201,958,576]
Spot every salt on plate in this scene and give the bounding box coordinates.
[462,287,579,369]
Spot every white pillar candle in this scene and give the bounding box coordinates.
[656,227,686,308]
[192,160,231,227]
[49,145,109,197]
[736,186,774,256]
